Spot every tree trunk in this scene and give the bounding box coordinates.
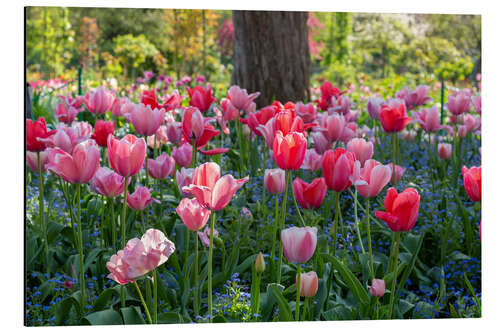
[231,10,310,107]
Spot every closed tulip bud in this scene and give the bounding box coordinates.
[296,271,318,298]
[281,226,317,263]
[126,186,159,211]
[166,121,183,144]
[438,143,452,160]
[255,252,266,273]
[462,166,481,202]
[321,113,346,142]
[375,187,420,232]
[214,236,224,248]
[182,106,205,140]
[264,168,286,195]
[129,103,165,136]
[369,279,386,298]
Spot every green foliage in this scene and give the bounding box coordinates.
[114,34,159,78]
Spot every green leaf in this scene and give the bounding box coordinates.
[267,283,292,321]
[55,295,80,325]
[120,306,146,325]
[321,253,369,310]
[47,221,65,244]
[157,312,183,324]
[399,299,415,316]
[396,232,425,297]
[213,315,227,323]
[84,248,105,273]
[82,309,123,325]
[93,288,120,312]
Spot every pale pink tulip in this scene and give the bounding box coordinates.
[351,159,392,198]
[110,97,129,117]
[264,168,286,195]
[281,226,317,263]
[90,166,126,197]
[227,85,260,112]
[129,103,165,136]
[198,226,219,247]
[166,121,183,144]
[367,97,385,120]
[369,279,386,298]
[107,134,147,177]
[148,153,175,180]
[297,271,319,297]
[176,197,211,231]
[172,143,193,167]
[176,167,195,197]
[446,91,471,116]
[438,143,452,160]
[321,113,346,142]
[346,138,374,167]
[415,107,442,132]
[84,86,115,114]
[301,149,322,172]
[26,150,49,173]
[126,186,159,211]
[295,102,317,123]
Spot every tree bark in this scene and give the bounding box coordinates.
[231,11,310,107]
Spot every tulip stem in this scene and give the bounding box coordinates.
[207,211,216,322]
[295,264,301,321]
[76,183,85,317]
[353,189,365,254]
[366,197,374,280]
[37,152,50,272]
[388,231,401,319]
[290,173,306,227]
[110,198,116,251]
[270,195,279,282]
[183,228,190,287]
[194,232,199,317]
[100,195,105,248]
[133,281,153,324]
[331,191,340,257]
[392,133,397,184]
[153,269,157,324]
[277,170,290,285]
[121,176,129,308]
[191,139,197,168]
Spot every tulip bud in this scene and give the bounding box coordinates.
[214,236,224,248]
[369,279,386,298]
[255,252,266,273]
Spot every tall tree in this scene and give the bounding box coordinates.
[231,11,310,107]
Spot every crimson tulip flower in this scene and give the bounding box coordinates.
[187,85,217,112]
[321,148,356,192]
[462,166,481,202]
[26,117,56,152]
[91,120,115,147]
[293,177,327,209]
[379,99,412,133]
[375,187,420,232]
[272,131,307,171]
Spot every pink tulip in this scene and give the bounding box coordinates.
[458,125,468,138]
[415,106,442,132]
[110,97,129,117]
[90,166,126,197]
[128,103,165,136]
[293,177,327,209]
[320,113,346,142]
[198,226,219,247]
[346,138,374,167]
[339,122,357,143]
[369,279,386,298]
[182,106,205,140]
[321,148,356,192]
[281,226,317,263]
[329,95,350,115]
[256,118,276,149]
[387,163,406,183]
[351,159,392,198]
[301,149,322,172]
[166,121,183,144]
[26,150,49,173]
[172,143,193,168]
[311,131,330,154]
[55,102,79,124]
[176,197,211,231]
[147,125,168,149]
[227,85,260,112]
[402,129,417,141]
[472,95,481,114]
[446,91,471,116]
[176,167,195,197]
[438,143,452,160]
[126,186,159,211]
[183,162,249,211]
[148,153,175,180]
[220,98,239,121]
[107,134,147,177]
[84,86,115,114]
[464,114,480,133]
[264,168,286,195]
[367,97,384,120]
[47,139,100,184]
[107,229,175,284]
[295,102,317,123]
[214,106,230,135]
[40,123,90,154]
[296,271,319,297]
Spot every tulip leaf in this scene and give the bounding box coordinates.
[213,314,227,323]
[321,253,369,310]
[55,294,81,325]
[396,232,425,298]
[93,288,120,312]
[82,309,123,325]
[267,283,292,321]
[120,306,146,325]
[157,312,183,324]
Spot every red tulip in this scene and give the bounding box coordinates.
[281,226,317,263]
[375,187,420,232]
[90,166,126,198]
[140,90,160,110]
[46,139,100,184]
[274,110,305,136]
[182,162,248,211]
[91,120,115,147]
[148,153,175,180]
[293,177,327,209]
[187,85,217,112]
[107,134,146,177]
[182,106,205,140]
[321,148,356,192]
[379,99,412,133]
[462,166,481,202]
[26,117,55,152]
[272,131,307,171]
[176,197,211,231]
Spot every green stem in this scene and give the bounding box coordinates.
[194,233,199,317]
[366,197,374,280]
[207,211,216,322]
[100,196,105,248]
[133,281,153,324]
[388,232,401,319]
[331,191,340,257]
[191,139,197,168]
[277,170,290,285]
[353,189,365,253]
[121,176,129,308]
[291,173,306,227]
[392,133,397,184]
[295,264,301,321]
[76,183,85,316]
[270,195,279,282]
[183,227,190,286]
[110,198,116,251]
[153,269,157,324]
[37,152,49,271]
